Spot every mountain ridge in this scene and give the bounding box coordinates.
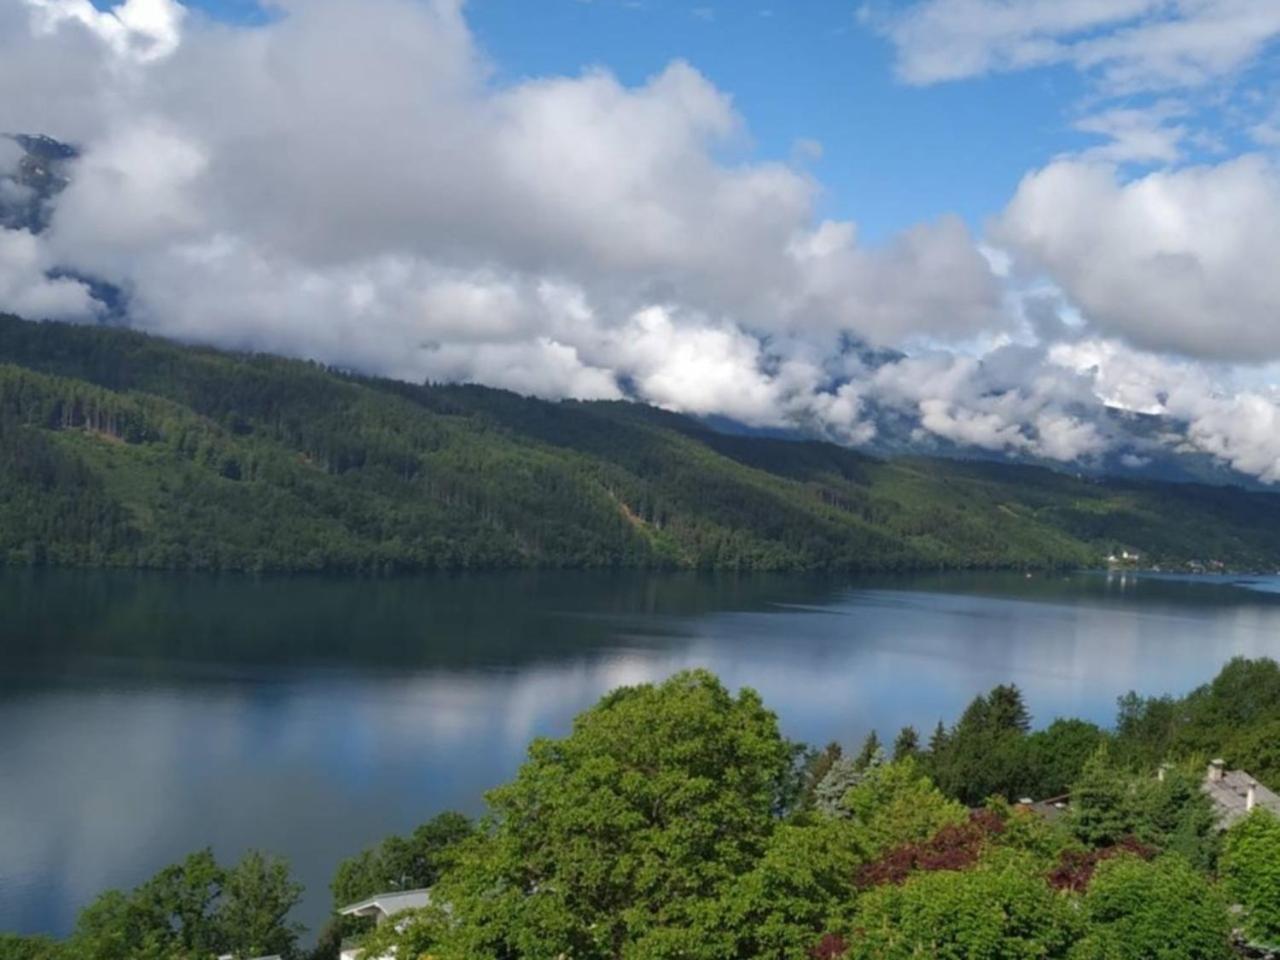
[3,312,1280,574]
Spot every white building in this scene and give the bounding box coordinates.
[337,889,433,960]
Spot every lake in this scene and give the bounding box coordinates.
[4,567,1280,939]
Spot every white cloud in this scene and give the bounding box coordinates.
[26,0,185,63]
[995,154,1280,362]
[0,228,100,319]
[875,0,1280,94]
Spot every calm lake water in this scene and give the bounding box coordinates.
[4,568,1280,938]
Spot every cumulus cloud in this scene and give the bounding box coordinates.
[0,227,99,319]
[0,0,1001,407]
[995,155,1280,362]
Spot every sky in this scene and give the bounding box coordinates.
[5,0,1280,480]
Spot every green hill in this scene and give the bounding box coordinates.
[2,312,1278,573]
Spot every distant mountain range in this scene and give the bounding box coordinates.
[0,132,1265,493]
[3,311,1280,573]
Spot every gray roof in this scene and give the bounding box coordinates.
[1203,769,1280,829]
[338,888,432,919]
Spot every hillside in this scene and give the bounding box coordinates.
[2,313,1280,573]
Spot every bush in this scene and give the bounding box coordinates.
[1069,855,1231,960]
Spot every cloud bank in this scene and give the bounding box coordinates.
[4,0,1280,483]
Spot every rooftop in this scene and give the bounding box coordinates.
[1203,762,1280,829]
[338,888,432,920]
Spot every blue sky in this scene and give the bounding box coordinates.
[469,1,1092,241]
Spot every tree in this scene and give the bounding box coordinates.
[133,848,224,957]
[1130,765,1218,871]
[847,851,1079,959]
[216,851,304,960]
[891,726,919,762]
[813,758,864,819]
[1023,719,1106,800]
[1222,808,1280,946]
[1070,855,1232,960]
[434,670,796,959]
[988,684,1032,735]
[854,731,882,772]
[799,742,843,811]
[927,720,949,754]
[0,935,66,960]
[842,758,968,857]
[1227,718,1280,792]
[1069,746,1135,847]
[714,820,865,960]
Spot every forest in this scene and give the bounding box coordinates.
[4,656,1280,960]
[5,313,1280,574]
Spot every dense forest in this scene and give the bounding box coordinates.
[6,657,1280,960]
[5,313,1280,573]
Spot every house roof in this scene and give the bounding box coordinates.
[1203,769,1280,828]
[338,888,432,919]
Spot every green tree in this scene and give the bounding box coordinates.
[713,819,865,960]
[1130,766,1218,871]
[891,726,920,762]
[1023,719,1106,800]
[1222,808,1280,947]
[848,851,1080,960]
[0,934,66,960]
[813,758,864,819]
[988,684,1032,734]
[842,758,968,857]
[854,731,883,772]
[798,742,843,811]
[1069,855,1232,960]
[435,670,795,960]
[216,851,303,960]
[1227,718,1280,792]
[1069,746,1135,847]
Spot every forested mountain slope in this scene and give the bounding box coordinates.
[2,313,1279,573]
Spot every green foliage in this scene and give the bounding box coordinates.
[0,934,66,960]
[1022,719,1107,800]
[1069,855,1232,960]
[216,851,304,960]
[927,686,1035,804]
[1069,746,1137,847]
[355,904,451,960]
[330,811,474,907]
[9,314,1280,574]
[854,731,883,771]
[848,851,1081,959]
[891,726,920,762]
[1222,809,1280,946]
[842,758,969,857]
[435,669,795,959]
[1114,658,1280,791]
[53,848,302,960]
[813,757,865,819]
[713,819,865,960]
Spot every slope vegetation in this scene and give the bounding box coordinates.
[2,314,1278,573]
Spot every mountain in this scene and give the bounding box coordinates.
[3,312,1280,574]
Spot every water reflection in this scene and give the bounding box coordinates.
[3,569,1280,939]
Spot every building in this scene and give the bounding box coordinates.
[337,888,433,960]
[1202,759,1280,829]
